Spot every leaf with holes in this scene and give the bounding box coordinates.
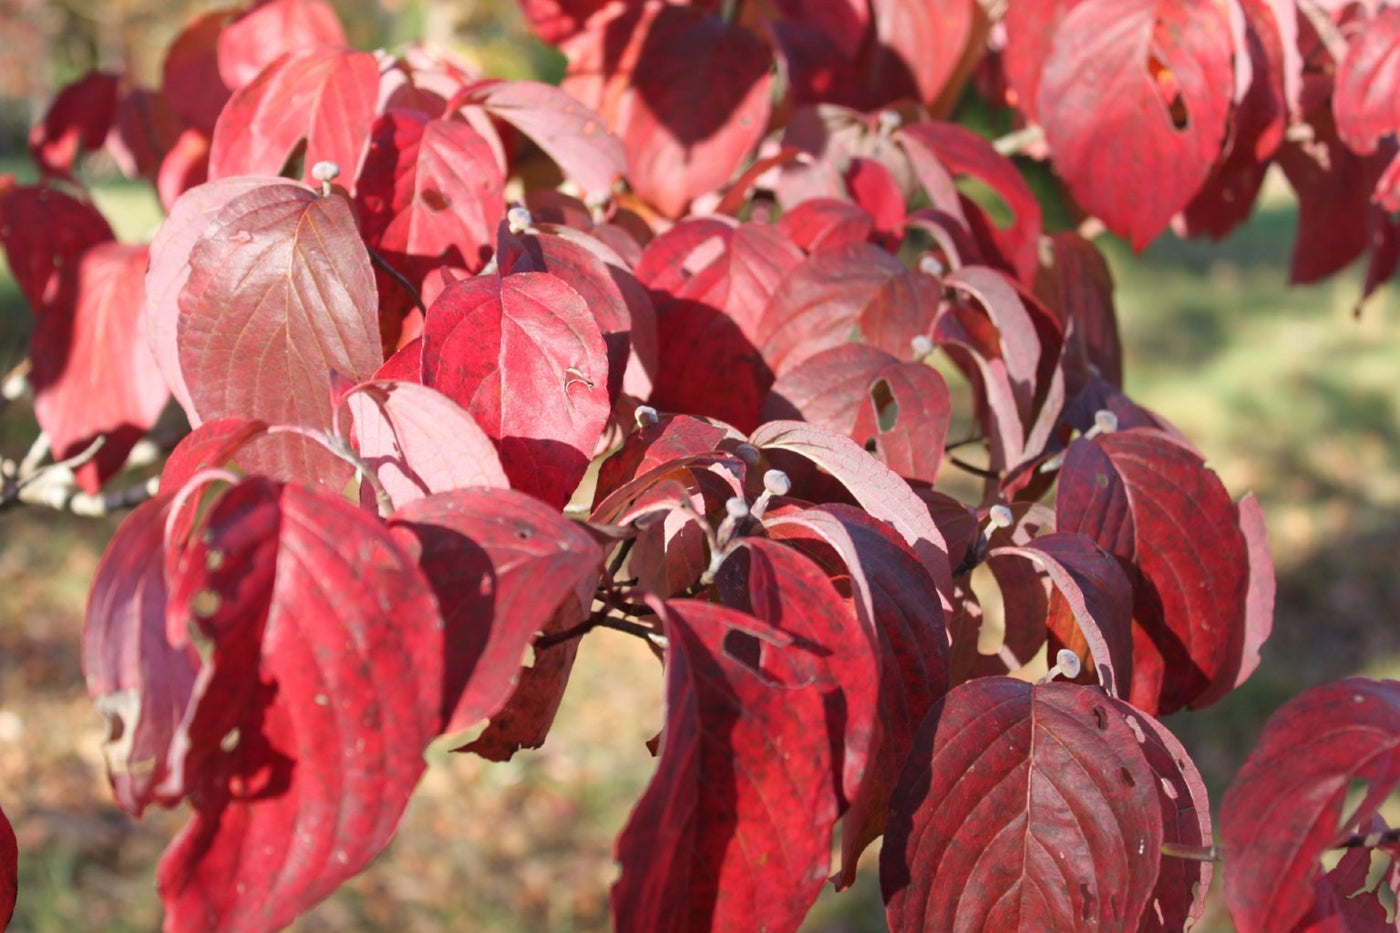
[207,48,379,185]
[881,678,1163,931]
[30,242,169,492]
[611,597,837,932]
[1055,428,1258,715]
[156,479,442,933]
[1034,0,1235,249]
[388,488,601,737]
[1222,678,1400,933]
[420,271,611,507]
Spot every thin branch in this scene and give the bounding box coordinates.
[1160,842,1223,863]
[7,474,159,517]
[993,124,1045,157]
[367,245,426,315]
[1296,0,1350,66]
[535,606,662,651]
[948,455,1001,480]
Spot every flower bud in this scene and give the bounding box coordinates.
[725,496,750,519]
[1094,409,1119,434]
[507,204,533,234]
[1055,649,1082,679]
[988,504,1014,529]
[634,405,659,428]
[762,469,791,497]
[311,161,341,182]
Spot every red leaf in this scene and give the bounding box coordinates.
[0,804,13,929]
[343,379,509,510]
[217,0,347,90]
[563,2,772,216]
[750,420,954,606]
[0,182,114,311]
[29,70,119,179]
[864,0,978,108]
[175,184,382,484]
[30,242,169,492]
[765,504,949,884]
[611,597,837,932]
[881,679,1163,931]
[160,418,269,493]
[763,342,901,434]
[83,495,198,815]
[843,157,906,244]
[851,360,953,486]
[207,48,379,185]
[1035,0,1235,249]
[1222,679,1400,933]
[354,110,504,284]
[389,488,602,737]
[519,0,616,43]
[1033,231,1123,389]
[716,538,880,814]
[757,242,941,379]
[108,87,183,181]
[157,129,213,212]
[591,412,740,507]
[161,9,237,135]
[1055,428,1259,715]
[147,177,298,417]
[775,198,876,254]
[157,479,442,933]
[1001,0,1065,124]
[420,272,611,507]
[1335,6,1400,155]
[898,121,1043,282]
[449,79,625,200]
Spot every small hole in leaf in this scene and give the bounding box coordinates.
[421,188,450,212]
[1147,54,1189,130]
[864,437,879,454]
[1119,766,1136,787]
[279,137,308,180]
[723,629,762,671]
[870,378,898,432]
[515,524,533,541]
[1079,883,1094,921]
[192,590,221,618]
[1091,705,1108,730]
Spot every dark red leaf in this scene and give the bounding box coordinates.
[562,2,772,216]
[157,479,442,933]
[175,184,382,485]
[108,87,183,181]
[207,48,379,186]
[763,342,900,433]
[757,242,941,379]
[217,0,347,90]
[1035,0,1235,249]
[355,110,504,285]
[1335,6,1400,155]
[518,0,616,43]
[898,121,1043,282]
[611,597,836,932]
[1033,231,1123,389]
[449,79,625,200]
[0,804,13,929]
[343,379,509,510]
[29,70,119,179]
[881,679,1163,931]
[0,182,114,311]
[389,488,601,737]
[1055,428,1259,715]
[764,504,948,884]
[420,272,611,507]
[864,0,979,108]
[592,413,739,508]
[83,495,197,815]
[1222,679,1400,933]
[161,9,237,135]
[775,198,876,254]
[30,242,168,492]
[715,538,880,815]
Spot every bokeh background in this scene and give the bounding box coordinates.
[1,2,1397,930]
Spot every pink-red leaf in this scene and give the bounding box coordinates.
[1055,428,1258,715]
[207,48,379,185]
[82,495,197,816]
[420,272,611,507]
[1222,678,1400,933]
[157,479,442,933]
[175,184,382,484]
[1035,0,1235,249]
[29,70,119,179]
[0,182,114,311]
[611,597,837,932]
[881,679,1163,931]
[1335,6,1400,155]
[30,242,169,492]
[450,79,625,200]
[343,379,508,510]
[354,110,504,284]
[389,488,599,736]
[217,0,347,91]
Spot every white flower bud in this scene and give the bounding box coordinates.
[918,254,945,277]
[725,496,750,519]
[1094,409,1119,434]
[1055,649,1082,679]
[911,334,934,358]
[988,504,1014,529]
[507,204,533,234]
[311,161,341,182]
[762,469,791,497]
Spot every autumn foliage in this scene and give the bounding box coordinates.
[3,0,1400,930]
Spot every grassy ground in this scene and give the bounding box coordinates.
[1,155,1398,930]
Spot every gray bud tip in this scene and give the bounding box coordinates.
[734,443,761,466]
[762,469,792,497]
[634,405,659,428]
[507,205,533,234]
[1056,649,1082,679]
[311,161,341,182]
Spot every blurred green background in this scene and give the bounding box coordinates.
[1,2,1398,930]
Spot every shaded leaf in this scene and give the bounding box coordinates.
[29,70,119,179]
[0,182,114,311]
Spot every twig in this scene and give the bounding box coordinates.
[993,125,1045,157]
[534,607,663,651]
[948,455,1001,480]
[367,246,426,315]
[11,475,159,517]
[1296,0,1350,66]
